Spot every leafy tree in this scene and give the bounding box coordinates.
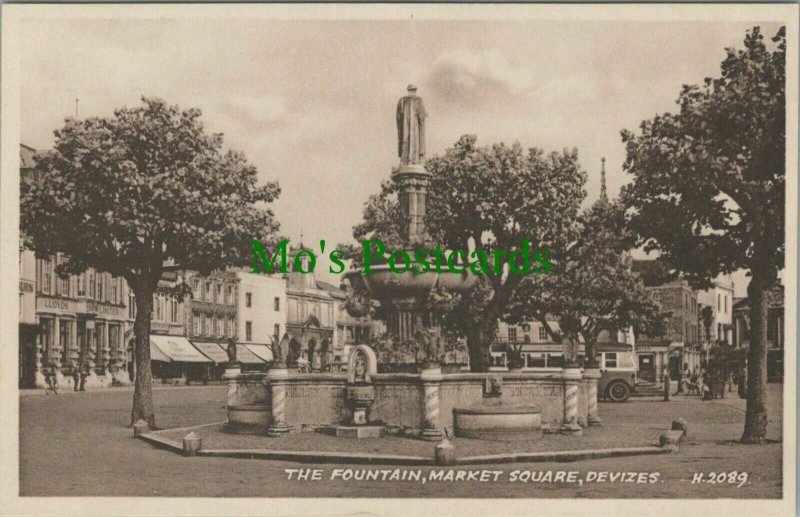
[620,27,785,443]
[349,135,586,372]
[507,194,665,368]
[21,97,280,428]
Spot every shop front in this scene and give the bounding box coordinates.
[150,334,213,384]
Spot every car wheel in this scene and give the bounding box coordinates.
[607,381,631,402]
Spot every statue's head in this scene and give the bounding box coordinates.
[407,84,418,94]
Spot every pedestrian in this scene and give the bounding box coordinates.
[663,366,670,401]
[44,363,58,395]
[79,362,89,391]
[71,365,80,392]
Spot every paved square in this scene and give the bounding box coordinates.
[19,384,783,498]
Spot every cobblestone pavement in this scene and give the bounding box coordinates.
[19,383,783,498]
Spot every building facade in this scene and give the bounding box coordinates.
[236,270,287,346]
[732,283,784,381]
[187,270,239,343]
[696,275,735,346]
[284,250,335,370]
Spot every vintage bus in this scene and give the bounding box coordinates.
[489,341,638,402]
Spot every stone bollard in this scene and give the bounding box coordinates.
[182,431,202,457]
[671,418,688,437]
[659,429,684,448]
[133,419,149,437]
[435,437,456,466]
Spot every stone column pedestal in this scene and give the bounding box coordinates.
[266,366,290,437]
[584,368,602,426]
[420,366,443,441]
[560,366,583,435]
[223,362,241,379]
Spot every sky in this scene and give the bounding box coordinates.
[19,18,783,294]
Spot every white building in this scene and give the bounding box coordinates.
[236,271,287,346]
[493,319,634,369]
[695,274,735,346]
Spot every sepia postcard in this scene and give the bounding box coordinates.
[0,3,797,516]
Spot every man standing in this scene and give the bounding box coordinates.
[71,365,80,392]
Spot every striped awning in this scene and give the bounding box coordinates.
[191,341,229,364]
[244,344,274,362]
[150,335,212,363]
[235,344,266,364]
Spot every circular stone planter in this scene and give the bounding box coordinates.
[453,405,543,441]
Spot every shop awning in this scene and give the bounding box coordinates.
[151,335,212,363]
[244,344,274,362]
[236,344,266,364]
[191,341,230,364]
[149,338,172,362]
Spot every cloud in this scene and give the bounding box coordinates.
[427,49,535,105]
[216,95,288,132]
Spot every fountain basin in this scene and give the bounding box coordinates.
[347,264,478,302]
[453,405,543,441]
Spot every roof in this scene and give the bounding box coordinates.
[733,284,784,311]
[316,280,346,299]
[20,144,37,169]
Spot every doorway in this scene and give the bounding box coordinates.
[638,354,655,382]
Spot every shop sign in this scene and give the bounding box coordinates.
[19,280,35,293]
[37,296,83,313]
[86,301,121,317]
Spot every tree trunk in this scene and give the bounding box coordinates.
[466,324,494,373]
[741,273,770,443]
[584,340,598,369]
[130,282,156,429]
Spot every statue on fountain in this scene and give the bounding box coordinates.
[396,84,427,167]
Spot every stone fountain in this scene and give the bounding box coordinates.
[223,86,598,440]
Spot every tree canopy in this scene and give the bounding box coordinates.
[21,97,281,426]
[348,134,587,371]
[507,192,665,367]
[620,26,785,443]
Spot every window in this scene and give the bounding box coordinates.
[214,317,222,337]
[216,284,222,304]
[718,293,721,311]
[37,258,52,294]
[245,321,253,342]
[508,327,517,342]
[526,353,546,368]
[538,326,548,341]
[724,295,727,314]
[604,352,618,368]
[274,297,280,311]
[246,292,252,308]
[274,324,280,340]
[128,293,136,319]
[77,272,86,297]
[193,313,201,336]
[490,353,506,367]
[205,281,212,302]
[192,279,200,299]
[226,285,233,305]
[111,277,118,304]
[547,354,564,368]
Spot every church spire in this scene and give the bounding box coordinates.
[600,157,608,203]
